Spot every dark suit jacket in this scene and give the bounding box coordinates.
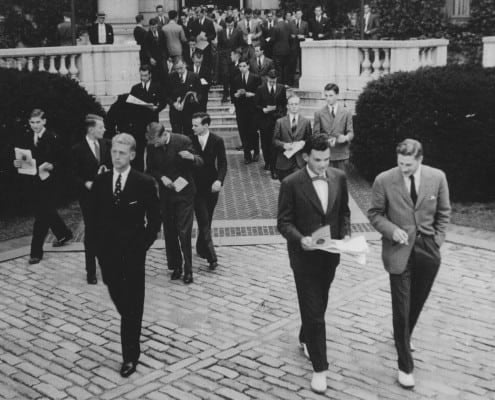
[166,71,202,107]
[143,30,168,65]
[249,56,275,81]
[230,72,261,109]
[130,80,166,112]
[363,13,380,39]
[190,17,216,43]
[191,132,227,193]
[89,23,114,44]
[290,20,309,49]
[273,115,312,170]
[92,169,161,283]
[255,83,288,127]
[146,133,203,200]
[71,137,111,197]
[278,167,351,269]
[271,20,291,56]
[309,17,331,40]
[217,27,244,57]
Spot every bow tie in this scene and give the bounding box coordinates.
[312,176,327,182]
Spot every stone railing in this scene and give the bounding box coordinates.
[482,36,495,68]
[299,39,449,92]
[0,44,140,97]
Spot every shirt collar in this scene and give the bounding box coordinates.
[329,103,338,113]
[404,165,421,184]
[35,127,46,138]
[85,135,97,146]
[198,131,209,142]
[306,165,326,179]
[114,166,131,179]
[289,113,298,122]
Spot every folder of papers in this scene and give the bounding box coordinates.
[283,141,305,159]
[15,148,37,176]
[173,177,188,192]
[126,94,154,108]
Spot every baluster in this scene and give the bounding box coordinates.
[59,55,69,76]
[27,57,34,72]
[0,58,5,68]
[420,48,427,67]
[361,48,371,78]
[16,58,23,71]
[38,56,45,72]
[48,56,57,73]
[68,54,79,79]
[426,47,434,66]
[382,49,391,75]
[372,48,381,78]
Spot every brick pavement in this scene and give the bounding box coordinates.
[0,240,494,399]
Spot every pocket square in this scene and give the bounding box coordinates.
[429,195,436,200]
[128,201,138,205]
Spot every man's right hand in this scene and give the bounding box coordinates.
[283,143,293,151]
[301,236,315,251]
[161,176,174,189]
[150,58,157,66]
[13,160,22,168]
[85,181,93,190]
[392,228,409,245]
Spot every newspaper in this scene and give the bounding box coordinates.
[173,177,189,192]
[126,94,154,108]
[283,141,305,159]
[14,148,37,175]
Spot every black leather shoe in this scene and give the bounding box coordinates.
[87,275,97,285]
[28,257,42,265]
[171,269,182,280]
[235,146,243,151]
[271,171,279,180]
[196,251,207,259]
[52,233,73,247]
[208,261,218,271]
[252,153,259,162]
[263,163,270,171]
[183,273,193,284]
[244,157,252,165]
[120,361,137,378]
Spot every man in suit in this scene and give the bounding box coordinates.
[71,114,111,284]
[290,9,309,83]
[129,64,166,171]
[155,5,169,28]
[237,8,263,61]
[217,16,244,102]
[191,113,227,270]
[231,58,261,164]
[250,44,274,83]
[270,10,292,86]
[89,12,114,45]
[363,4,380,40]
[261,10,276,58]
[146,123,203,284]
[368,139,451,389]
[277,134,351,394]
[57,12,74,46]
[190,7,216,72]
[92,133,160,377]
[12,109,73,265]
[183,37,197,70]
[273,94,312,181]
[313,83,354,170]
[309,5,330,40]
[133,14,147,65]
[162,10,187,61]
[143,18,168,87]
[190,51,211,112]
[255,68,287,179]
[166,59,202,137]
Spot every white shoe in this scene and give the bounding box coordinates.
[311,371,327,394]
[410,340,416,352]
[398,370,415,388]
[300,342,310,359]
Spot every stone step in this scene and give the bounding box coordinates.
[160,114,236,125]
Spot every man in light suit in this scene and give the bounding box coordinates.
[237,8,263,61]
[368,139,451,389]
[313,83,354,170]
[290,9,309,82]
[92,133,160,377]
[278,134,351,394]
[363,4,380,39]
[273,94,312,181]
[162,10,187,61]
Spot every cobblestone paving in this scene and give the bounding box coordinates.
[1,241,494,399]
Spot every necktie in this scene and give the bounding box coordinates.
[93,140,100,163]
[297,20,300,29]
[227,29,231,38]
[247,22,251,33]
[312,175,326,182]
[331,106,335,118]
[258,58,262,70]
[243,74,247,86]
[410,175,418,205]
[291,117,297,134]
[114,174,122,205]
[270,85,275,96]
[34,134,39,146]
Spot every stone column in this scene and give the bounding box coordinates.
[98,0,139,43]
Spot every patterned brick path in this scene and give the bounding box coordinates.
[1,240,494,399]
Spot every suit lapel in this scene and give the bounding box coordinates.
[393,169,414,208]
[322,106,333,130]
[325,169,337,216]
[415,167,430,209]
[84,139,99,164]
[301,169,325,215]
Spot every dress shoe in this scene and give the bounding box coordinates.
[271,171,279,180]
[196,251,207,259]
[235,146,243,151]
[252,153,260,162]
[410,340,415,352]
[300,342,310,359]
[310,371,327,394]
[208,261,218,271]
[244,157,252,165]
[52,233,73,247]
[398,370,415,389]
[120,361,137,378]
[171,269,182,280]
[183,273,193,284]
[86,275,97,285]
[263,163,270,171]
[28,257,42,265]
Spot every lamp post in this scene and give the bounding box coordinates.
[71,0,76,45]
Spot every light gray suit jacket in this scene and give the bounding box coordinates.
[273,114,312,170]
[368,165,451,274]
[162,20,187,57]
[313,104,354,161]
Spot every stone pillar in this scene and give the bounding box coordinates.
[482,36,495,67]
[98,0,139,43]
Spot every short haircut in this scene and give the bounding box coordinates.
[231,48,242,57]
[238,57,250,65]
[324,83,339,94]
[315,5,322,10]
[29,108,45,119]
[276,10,283,18]
[112,133,136,152]
[139,64,152,73]
[396,139,423,159]
[85,114,103,130]
[225,15,234,24]
[192,50,203,60]
[149,18,158,26]
[168,10,177,19]
[145,122,164,143]
[253,9,260,16]
[244,8,252,15]
[135,14,144,23]
[267,68,278,79]
[192,112,211,126]
[156,5,163,11]
[303,134,331,154]
[287,94,300,103]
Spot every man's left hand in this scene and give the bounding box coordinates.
[178,150,194,160]
[211,180,222,192]
[336,135,348,144]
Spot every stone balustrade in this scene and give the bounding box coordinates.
[0,44,140,97]
[482,36,495,68]
[299,39,449,92]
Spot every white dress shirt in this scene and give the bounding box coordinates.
[306,166,328,213]
[85,136,99,159]
[403,165,421,195]
[113,166,131,192]
[33,127,46,146]
[328,103,338,117]
[198,131,209,151]
[98,23,106,44]
[289,113,298,128]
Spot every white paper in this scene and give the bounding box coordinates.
[173,176,189,192]
[38,162,51,181]
[247,33,252,45]
[200,78,209,86]
[15,147,37,175]
[283,140,305,159]
[126,94,154,107]
[228,105,235,114]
